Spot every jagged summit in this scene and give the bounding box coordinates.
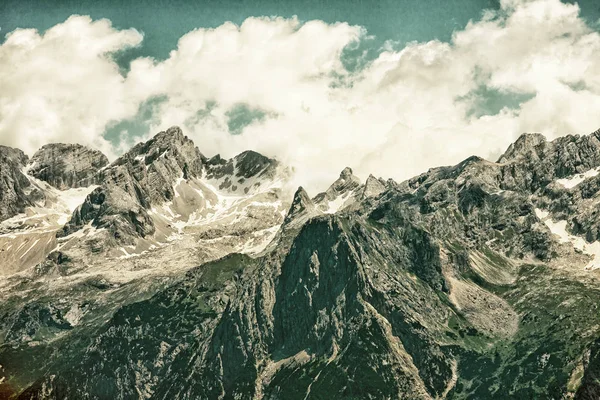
[497,132,547,163]
[498,128,600,170]
[340,166,354,177]
[204,148,282,193]
[54,126,290,257]
[60,127,206,242]
[284,186,317,225]
[234,150,278,178]
[28,143,109,190]
[114,126,205,176]
[0,146,40,222]
[313,167,361,211]
[0,144,28,165]
[362,174,386,198]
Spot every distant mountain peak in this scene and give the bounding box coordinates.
[28,143,108,190]
[340,166,354,177]
[363,174,386,198]
[0,145,39,222]
[311,167,362,213]
[233,150,279,179]
[284,186,317,225]
[497,132,547,163]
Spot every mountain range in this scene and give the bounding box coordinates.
[2,126,600,399]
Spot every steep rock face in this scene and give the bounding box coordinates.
[58,126,289,253]
[362,174,386,198]
[575,338,600,399]
[498,131,600,191]
[27,143,109,189]
[314,167,361,202]
[205,150,282,194]
[283,186,318,225]
[61,127,204,243]
[16,212,454,399]
[313,167,362,212]
[497,132,547,163]
[310,169,389,215]
[0,146,42,222]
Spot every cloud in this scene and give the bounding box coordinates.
[2,1,600,192]
[354,0,600,180]
[0,15,144,157]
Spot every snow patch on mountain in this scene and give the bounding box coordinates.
[323,191,354,214]
[556,167,600,189]
[536,208,600,270]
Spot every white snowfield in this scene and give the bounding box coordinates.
[128,171,286,260]
[535,208,600,270]
[324,192,352,214]
[0,161,291,285]
[556,167,600,189]
[0,170,99,275]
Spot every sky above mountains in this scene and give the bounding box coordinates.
[2,0,600,191]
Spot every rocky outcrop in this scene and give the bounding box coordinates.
[314,167,361,202]
[498,131,600,191]
[28,143,109,189]
[362,174,386,198]
[59,126,288,247]
[283,186,318,225]
[0,146,42,222]
[205,150,282,194]
[313,167,362,212]
[61,126,204,243]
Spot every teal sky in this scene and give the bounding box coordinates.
[4,0,597,63]
[2,0,600,181]
[3,0,501,61]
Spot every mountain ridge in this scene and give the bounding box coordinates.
[3,127,600,398]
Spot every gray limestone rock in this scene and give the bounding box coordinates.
[0,145,43,222]
[28,143,109,189]
[283,186,318,225]
[313,167,362,211]
[61,126,204,242]
[362,174,387,198]
[205,150,281,194]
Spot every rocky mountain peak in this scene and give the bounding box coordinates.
[0,145,28,166]
[59,127,290,249]
[233,150,278,179]
[206,154,225,166]
[340,166,354,178]
[497,132,547,163]
[316,167,361,200]
[27,143,109,190]
[494,129,600,192]
[141,126,186,147]
[0,146,43,222]
[117,126,204,176]
[61,127,206,242]
[284,186,317,225]
[333,166,361,187]
[362,174,386,198]
[204,149,284,195]
[311,167,362,213]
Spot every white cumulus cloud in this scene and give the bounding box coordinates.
[0,15,144,157]
[1,0,600,193]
